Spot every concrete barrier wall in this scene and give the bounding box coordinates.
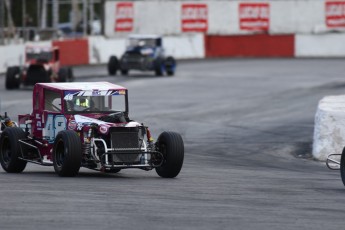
[205,34,294,57]
[104,0,336,36]
[296,34,345,57]
[0,44,25,74]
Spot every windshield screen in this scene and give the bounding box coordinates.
[26,51,53,61]
[63,90,126,114]
[128,38,156,48]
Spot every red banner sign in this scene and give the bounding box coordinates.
[181,4,208,32]
[114,2,134,32]
[239,3,269,31]
[326,1,345,27]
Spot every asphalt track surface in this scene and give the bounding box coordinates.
[0,59,345,230]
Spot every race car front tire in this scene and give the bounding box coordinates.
[5,66,21,89]
[53,130,82,177]
[0,127,27,173]
[108,56,119,76]
[155,131,184,178]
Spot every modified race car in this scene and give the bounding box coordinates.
[5,46,74,90]
[108,34,176,76]
[0,82,184,178]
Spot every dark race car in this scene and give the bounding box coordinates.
[108,35,176,76]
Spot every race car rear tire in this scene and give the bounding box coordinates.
[53,130,82,177]
[108,56,119,76]
[165,56,176,76]
[155,131,184,178]
[0,127,27,173]
[340,147,345,186]
[67,67,74,82]
[5,66,21,90]
[58,68,68,82]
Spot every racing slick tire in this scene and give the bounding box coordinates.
[58,68,68,82]
[0,127,27,173]
[154,58,164,76]
[340,147,345,186]
[67,67,74,82]
[155,131,184,178]
[165,56,176,76]
[5,66,21,90]
[53,130,82,177]
[108,56,119,76]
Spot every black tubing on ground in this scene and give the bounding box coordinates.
[0,127,27,173]
[53,130,82,177]
[155,131,184,178]
[340,147,345,186]
[5,66,20,90]
[108,56,118,76]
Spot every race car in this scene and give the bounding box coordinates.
[0,82,184,178]
[5,46,74,90]
[107,34,176,76]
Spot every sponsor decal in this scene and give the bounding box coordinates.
[99,125,108,134]
[326,1,345,27]
[115,2,134,32]
[239,3,270,31]
[68,120,77,130]
[181,3,208,32]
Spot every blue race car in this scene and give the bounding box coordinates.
[108,35,176,76]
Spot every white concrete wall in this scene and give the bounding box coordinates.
[313,96,345,161]
[0,44,25,73]
[104,0,334,36]
[296,34,345,57]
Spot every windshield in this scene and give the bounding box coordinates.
[128,38,157,48]
[26,51,53,61]
[63,90,127,114]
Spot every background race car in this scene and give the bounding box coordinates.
[5,46,74,90]
[108,34,176,77]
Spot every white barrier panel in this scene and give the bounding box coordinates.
[0,44,25,73]
[271,1,324,34]
[164,34,205,59]
[296,34,345,57]
[88,36,126,64]
[313,96,345,161]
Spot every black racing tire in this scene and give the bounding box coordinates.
[108,56,119,76]
[0,127,27,173]
[165,56,176,76]
[67,67,74,82]
[5,66,21,90]
[58,68,68,82]
[53,130,82,177]
[154,58,164,76]
[155,131,184,178]
[121,69,129,75]
[340,147,345,186]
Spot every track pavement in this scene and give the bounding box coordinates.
[0,59,345,230]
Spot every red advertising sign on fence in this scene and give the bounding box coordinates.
[114,2,134,32]
[326,1,345,27]
[181,4,208,32]
[239,3,269,31]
